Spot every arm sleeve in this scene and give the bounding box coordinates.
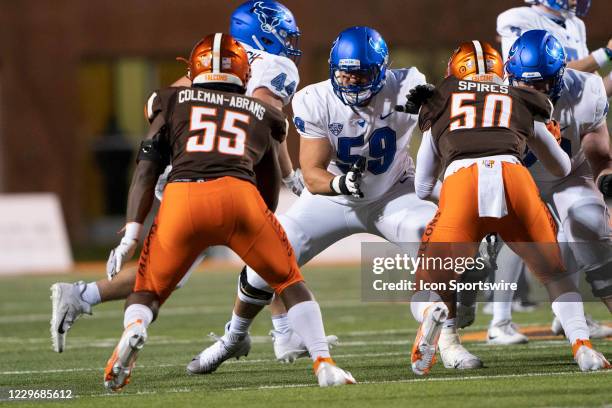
[528,121,571,177]
[291,87,328,139]
[415,130,443,200]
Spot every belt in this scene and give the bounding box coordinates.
[171,177,217,183]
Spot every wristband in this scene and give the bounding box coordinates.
[591,48,610,68]
[282,170,295,183]
[123,222,143,242]
[330,175,349,195]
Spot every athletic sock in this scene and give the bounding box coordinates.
[287,300,330,360]
[80,282,101,306]
[271,313,290,334]
[491,301,512,326]
[123,304,153,329]
[443,318,456,329]
[410,290,442,323]
[551,292,589,345]
[228,312,252,338]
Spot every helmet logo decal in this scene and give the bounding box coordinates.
[368,38,386,56]
[253,1,284,34]
[545,44,562,59]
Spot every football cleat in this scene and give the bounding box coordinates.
[439,328,483,369]
[411,302,448,376]
[456,303,476,329]
[573,339,611,372]
[313,357,356,387]
[270,329,339,363]
[186,322,251,375]
[104,320,147,391]
[551,316,612,338]
[487,319,528,345]
[50,281,92,353]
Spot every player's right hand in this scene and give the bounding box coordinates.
[395,84,436,114]
[106,223,143,280]
[546,119,562,144]
[331,157,366,198]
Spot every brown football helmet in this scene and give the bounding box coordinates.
[186,33,251,90]
[447,41,504,83]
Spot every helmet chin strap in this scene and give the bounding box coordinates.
[250,35,266,52]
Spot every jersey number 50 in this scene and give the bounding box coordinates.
[450,93,513,131]
[187,107,249,156]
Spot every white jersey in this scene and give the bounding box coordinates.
[292,68,425,204]
[527,69,608,183]
[242,43,299,106]
[497,6,588,61]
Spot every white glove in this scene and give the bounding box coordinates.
[282,169,305,196]
[330,157,365,198]
[154,165,172,201]
[106,222,143,281]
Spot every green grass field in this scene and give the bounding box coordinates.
[1,264,610,407]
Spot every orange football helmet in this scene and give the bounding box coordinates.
[447,41,504,83]
[185,33,251,90]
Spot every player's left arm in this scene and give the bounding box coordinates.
[414,130,442,202]
[582,122,612,196]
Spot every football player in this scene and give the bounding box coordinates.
[484,30,612,345]
[103,34,355,390]
[186,26,483,375]
[50,0,305,353]
[406,38,610,375]
[497,0,612,97]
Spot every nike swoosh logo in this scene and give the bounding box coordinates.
[560,125,570,132]
[380,111,394,120]
[399,175,411,184]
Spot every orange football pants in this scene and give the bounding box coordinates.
[134,176,303,304]
[416,162,565,301]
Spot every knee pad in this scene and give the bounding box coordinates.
[563,198,612,272]
[236,266,274,306]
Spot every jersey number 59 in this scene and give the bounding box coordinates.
[187,107,249,156]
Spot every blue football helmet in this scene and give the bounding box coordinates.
[505,30,566,100]
[329,26,389,106]
[525,0,592,17]
[230,1,301,61]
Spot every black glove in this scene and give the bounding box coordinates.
[597,173,612,197]
[395,84,436,114]
[331,156,366,198]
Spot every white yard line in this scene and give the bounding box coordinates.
[70,370,611,398]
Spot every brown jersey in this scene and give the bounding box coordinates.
[146,86,286,184]
[418,76,553,169]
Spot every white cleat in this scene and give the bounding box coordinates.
[487,319,528,345]
[573,339,611,372]
[104,320,147,391]
[270,329,339,363]
[551,316,612,339]
[586,316,612,339]
[439,328,483,369]
[314,357,356,387]
[186,322,251,374]
[50,281,92,353]
[411,302,448,376]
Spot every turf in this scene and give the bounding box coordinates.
[0,264,610,407]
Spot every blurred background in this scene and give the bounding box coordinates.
[0,0,610,268]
